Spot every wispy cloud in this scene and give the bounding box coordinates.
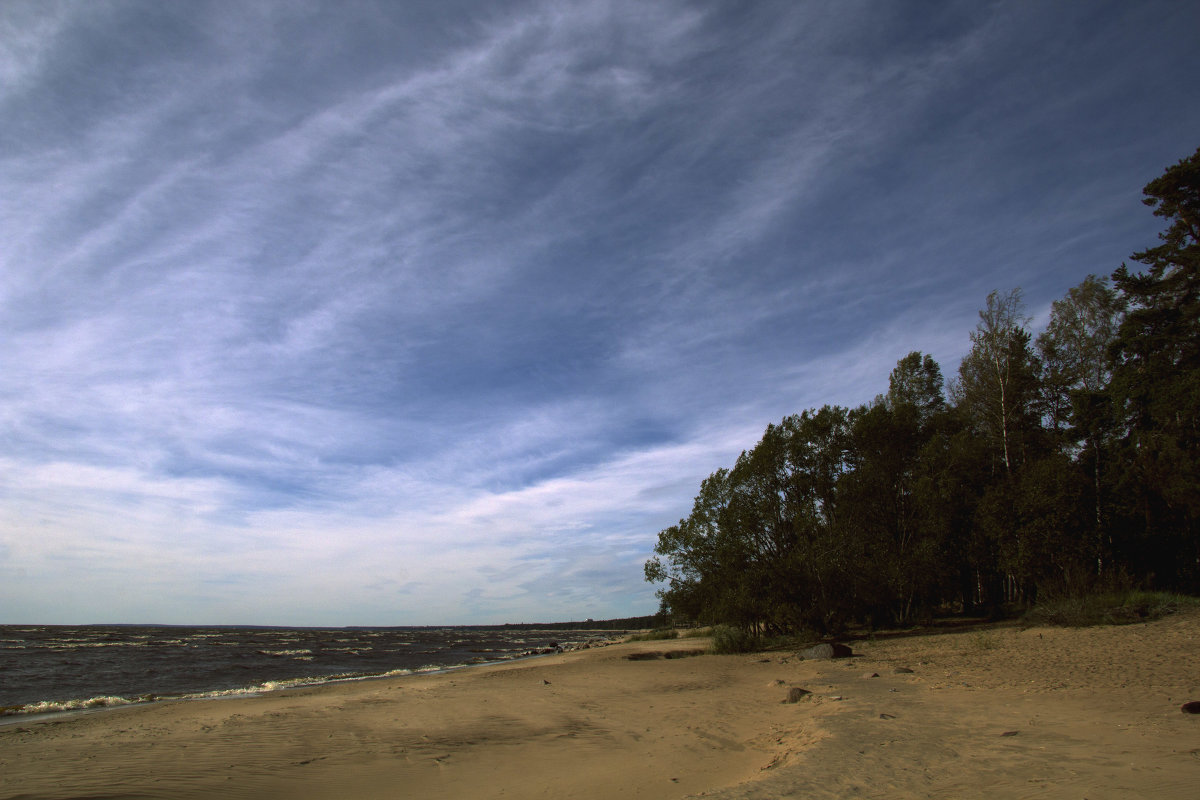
[2,0,1198,623]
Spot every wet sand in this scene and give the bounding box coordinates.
[2,611,1198,799]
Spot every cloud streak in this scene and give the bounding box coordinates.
[2,0,1198,623]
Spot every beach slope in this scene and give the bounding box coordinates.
[2,612,1198,799]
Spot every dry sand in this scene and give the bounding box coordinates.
[2,611,1198,799]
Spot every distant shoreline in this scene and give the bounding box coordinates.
[1,615,662,631]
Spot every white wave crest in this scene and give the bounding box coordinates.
[2,694,142,716]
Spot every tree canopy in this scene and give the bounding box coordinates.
[645,147,1200,633]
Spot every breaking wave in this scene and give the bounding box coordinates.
[1,665,460,718]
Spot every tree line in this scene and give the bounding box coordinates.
[645,147,1200,634]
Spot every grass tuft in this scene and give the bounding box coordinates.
[968,630,998,651]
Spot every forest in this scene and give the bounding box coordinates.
[644,147,1200,634]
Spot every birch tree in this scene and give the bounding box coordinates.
[953,288,1039,475]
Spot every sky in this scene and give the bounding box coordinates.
[2,0,1198,626]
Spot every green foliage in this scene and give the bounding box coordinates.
[626,628,679,642]
[678,626,714,638]
[1106,146,1200,588]
[708,625,760,655]
[1036,274,1123,437]
[645,148,1200,634]
[951,289,1043,477]
[1024,591,1200,627]
[888,351,946,422]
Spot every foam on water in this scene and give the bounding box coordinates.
[0,669,426,718]
[5,695,144,716]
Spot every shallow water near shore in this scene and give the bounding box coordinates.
[0,624,614,718]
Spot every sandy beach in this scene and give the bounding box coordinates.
[2,612,1198,799]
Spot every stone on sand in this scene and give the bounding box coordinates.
[799,643,853,660]
[783,687,812,703]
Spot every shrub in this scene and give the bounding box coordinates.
[1024,591,1199,627]
[709,624,759,654]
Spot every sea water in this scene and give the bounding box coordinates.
[0,625,616,718]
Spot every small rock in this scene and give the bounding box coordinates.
[863,672,880,678]
[1000,730,1019,737]
[543,679,551,685]
[783,687,811,704]
[1181,701,1200,714]
[879,713,896,720]
[799,643,833,660]
[799,643,854,660]
[893,667,915,674]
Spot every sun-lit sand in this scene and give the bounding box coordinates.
[3,611,1199,799]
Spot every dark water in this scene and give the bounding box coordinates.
[0,625,617,717]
